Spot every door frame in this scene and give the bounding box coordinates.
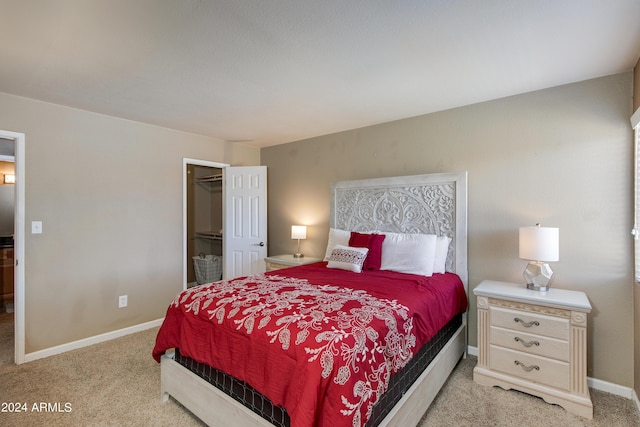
[182,158,229,290]
[0,130,25,364]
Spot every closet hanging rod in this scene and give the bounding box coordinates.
[195,231,223,240]
[195,174,223,183]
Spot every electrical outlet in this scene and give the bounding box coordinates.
[118,295,127,308]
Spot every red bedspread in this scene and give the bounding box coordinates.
[153,262,467,427]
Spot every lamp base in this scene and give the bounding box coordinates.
[523,261,553,292]
[293,253,304,258]
[526,282,549,292]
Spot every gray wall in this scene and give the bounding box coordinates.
[262,73,634,387]
[0,91,260,353]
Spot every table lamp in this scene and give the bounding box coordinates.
[519,224,559,292]
[291,225,307,258]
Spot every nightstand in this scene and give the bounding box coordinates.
[473,280,593,418]
[264,254,322,271]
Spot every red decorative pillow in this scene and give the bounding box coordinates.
[349,232,386,270]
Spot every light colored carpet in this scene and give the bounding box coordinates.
[0,313,13,366]
[0,323,204,427]
[1,320,638,426]
[420,353,640,427]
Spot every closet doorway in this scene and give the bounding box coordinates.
[186,162,224,286]
[183,159,267,288]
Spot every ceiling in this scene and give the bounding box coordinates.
[1,1,639,148]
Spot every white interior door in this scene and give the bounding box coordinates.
[223,166,267,279]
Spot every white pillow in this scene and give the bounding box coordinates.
[323,228,351,261]
[327,245,369,273]
[433,235,452,274]
[380,232,437,276]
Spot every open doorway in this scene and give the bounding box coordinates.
[0,139,15,365]
[183,159,268,288]
[183,159,229,289]
[186,163,224,287]
[182,158,267,289]
[0,130,25,365]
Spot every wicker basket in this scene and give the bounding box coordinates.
[192,254,223,284]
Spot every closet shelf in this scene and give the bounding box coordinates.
[195,231,223,240]
[195,174,223,183]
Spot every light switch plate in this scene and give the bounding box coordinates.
[32,221,42,234]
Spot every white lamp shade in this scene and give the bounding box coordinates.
[519,226,559,262]
[291,225,307,240]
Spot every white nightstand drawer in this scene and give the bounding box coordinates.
[490,326,569,361]
[490,306,569,340]
[489,345,570,390]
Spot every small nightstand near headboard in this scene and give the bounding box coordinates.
[330,172,468,288]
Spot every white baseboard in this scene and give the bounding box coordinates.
[23,318,164,363]
[467,345,478,357]
[588,376,636,399]
[466,345,636,402]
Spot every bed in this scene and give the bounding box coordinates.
[153,171,468,427]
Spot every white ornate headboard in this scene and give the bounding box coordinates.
[330,172,468,288]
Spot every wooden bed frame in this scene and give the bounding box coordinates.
[161,171,468,426]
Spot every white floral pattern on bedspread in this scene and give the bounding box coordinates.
[171,273,417,427]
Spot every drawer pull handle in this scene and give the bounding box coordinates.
[514,317,539,328]
[514,337,540,348]
[514,360,540,372]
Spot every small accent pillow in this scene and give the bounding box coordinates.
[433,235,452,274]
[349,231,386,270]
[327,245,369,273]
[323,228,351,261]
[380,232,437,276]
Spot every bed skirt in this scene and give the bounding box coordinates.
[173,313,462,427]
